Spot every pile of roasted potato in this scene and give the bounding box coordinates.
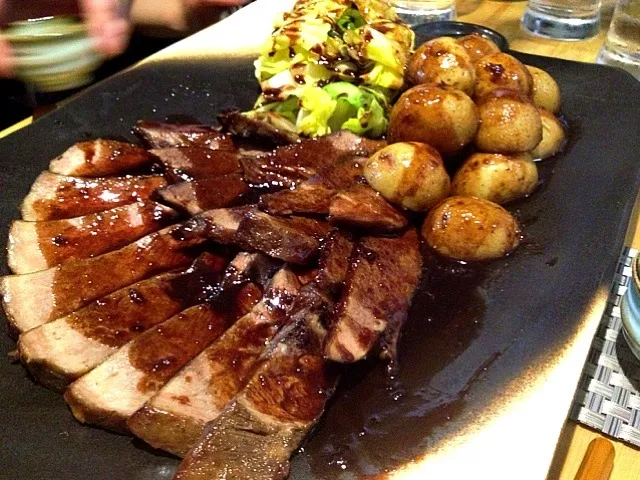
[363,34,566,262]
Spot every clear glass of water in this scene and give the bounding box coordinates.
[392,0,456,25]
[597,0,640,79]
[521,0,602,40]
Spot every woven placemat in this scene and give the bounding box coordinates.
[570,247,640,446]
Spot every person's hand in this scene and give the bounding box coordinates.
[0,0,131,78]
[81,0,131,57]
[0,33,12,77]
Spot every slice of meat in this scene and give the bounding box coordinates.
[172,231,352,474]
[18,253,229,391]
[156,174,250,215]
[8,201,177,274]
[128,268,301,456]
[134,121,235,150]
[235,211,331,265]
[219,252,282,292]
[175,289,338,480]
[328,183,409,232]
[150,147,241,182]
[1,222,208,335]
[172,207,251,245]
[241,131,385,188]
[217,109,299,145]
[313,230,354,295]
[64,272,263,432]
[258,158,365,216]
[259,180,336,216]
[48,140,152,177]
[324,229,422,363]
[20,172,167,221]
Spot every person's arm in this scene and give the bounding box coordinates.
[130,0,247,36]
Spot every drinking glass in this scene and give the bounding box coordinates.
[521,0,602,40]
[597,0,640,79]
[392,0,456,25]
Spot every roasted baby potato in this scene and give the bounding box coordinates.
[526,65,561,114]
[532,108,566,160]
[407,37,476,96]
[475,52,533,99]
[364,142,450,211]
[475,89,542,154]
[422,196,521,261]
[451,152,538,204]
[388,84,479,155]
[458,33,501,63]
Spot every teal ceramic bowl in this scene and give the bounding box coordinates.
[2,16,103,92]
[621,254,640,361]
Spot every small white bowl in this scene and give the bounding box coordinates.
[2,16,103,92]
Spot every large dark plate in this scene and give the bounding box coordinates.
[2,30,640,479]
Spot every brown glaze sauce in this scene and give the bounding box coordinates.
[66,278,185,348]
[257,134,384,184]
[130,283,261,394]
[30,175,167,221]
[154,148,241,182]
[327,231,421,360]
[246,352,334,424]
[36,201,176,265]
[306,251,494,477]
[236,212,331,265]
[75,140,150,176]
[49,225,207,321]
[190,174,251,210]
[244,318,337,425]
[134,121,235,150]
[484,62,505,83]
[206,321,281,409]
[67,254,228,347]
[204,287,297,410]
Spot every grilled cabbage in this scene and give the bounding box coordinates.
[247,0,414,138]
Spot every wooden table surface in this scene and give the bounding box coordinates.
[1,1,639,478]
[460,2,640,479]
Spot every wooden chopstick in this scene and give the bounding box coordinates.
[574,438,615,480]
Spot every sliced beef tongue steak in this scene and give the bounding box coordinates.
[49,140,152,177]
[328,183,409,233]
[18,253,229,392]
[8,201,178,275]
[64,252,268,433]
[1,222,209,335]
[240,130,385,189]
[20,172,168,221]
[313,230,354,296]
[156,174,250,215]
[258,176,336,216]
[258,158,365,216]
[174,232,353,479]
[324,228,422,363]
[217,109,300,146]
[235,210,331,265]
[127,267,302,456]
[134,121,235,150]
[150,147,242,182]
[172,207,252,245]
[175,302,338,480]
